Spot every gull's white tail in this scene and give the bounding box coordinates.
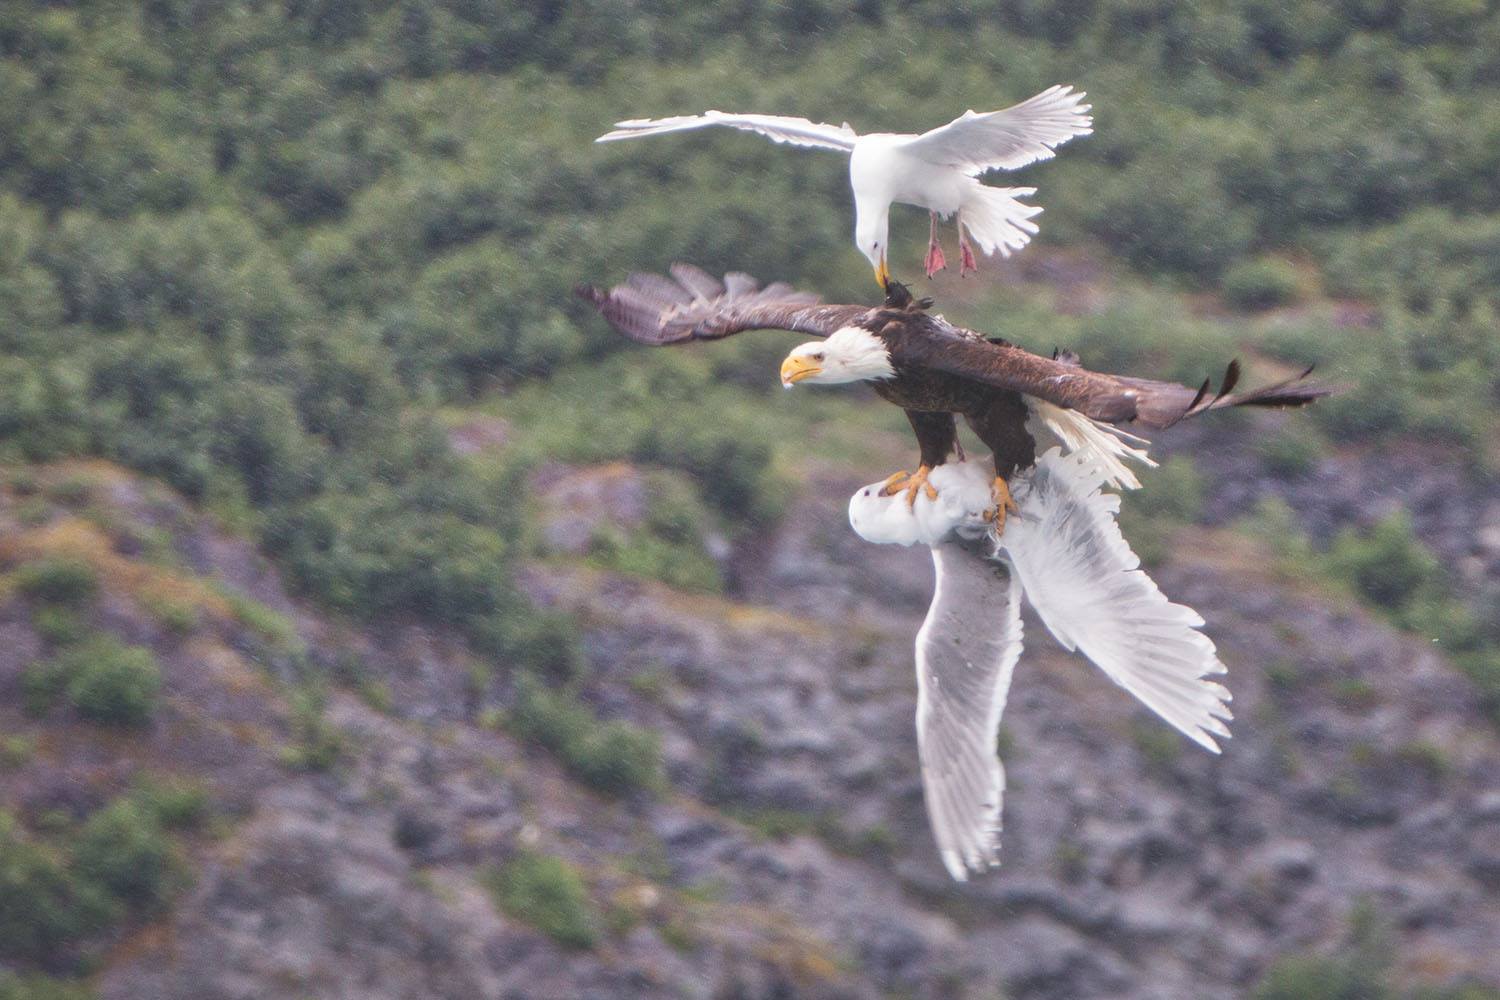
[959,182,1043,259]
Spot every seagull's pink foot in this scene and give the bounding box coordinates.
[959,233,979,276]
[924,242,947,279]
[924,212,947,278]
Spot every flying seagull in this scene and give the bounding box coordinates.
[595,86,1094,287]
[577,265,1329,530]
[848,453,1234,879]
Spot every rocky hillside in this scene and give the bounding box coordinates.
[3,424,1497,999]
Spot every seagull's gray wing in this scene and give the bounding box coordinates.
[597,111,858,153]
[915,537,1022,881]
[1002,448,1233,752]
[900,84,1093,175]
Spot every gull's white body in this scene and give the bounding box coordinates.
[848,450,1231,881]
[597,86,1093,276]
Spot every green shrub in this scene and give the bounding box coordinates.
[1252,952,1390,1000]
[129,776,211,832]
[278,683,346,772]
[14,558,97,606]
[0,973,96,1000]
[509,676,662,796]
[1222,257,1303,311]
[73,800,173,909]
[31,606,87,646]
[1258,429,1321,478]
[1127,456,1205,524]
[0,812,115,964]
[472,608,585,687]
[63,639,163,727]
[481,852,598,949]
[1325,513,1439,612]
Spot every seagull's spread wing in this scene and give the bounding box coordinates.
[916,538,1022,881]
[1003,449,1233,751]
[577,264,867,344]
[900,84,1093,175]
[597,111,858,153]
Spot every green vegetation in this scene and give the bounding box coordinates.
[1323,513,1500,717]
[72,799,175,909]
[1253,902,1499,1000]
[1221,257,1304,312]
[508,676,663,797]
[278,682,347,773]
[0,975,95,1000]
[14,558,97,606]
[482,852,598,950]
[21,636,163,726]
[0,790,187,973]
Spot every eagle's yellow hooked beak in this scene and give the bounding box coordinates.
[780,354,820,388]
[874,254,891,290]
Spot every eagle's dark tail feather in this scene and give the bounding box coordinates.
[1179,363,1332,423]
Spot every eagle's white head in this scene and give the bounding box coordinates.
[780,326,895,388]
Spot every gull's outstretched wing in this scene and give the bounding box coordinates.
[1002,448,1233,752]
[596,111,858,153]
[576,264,867,344]
[900,85,1093,175]
[916,537,1022,881]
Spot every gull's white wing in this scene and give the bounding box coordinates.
[1003,449,1233,752]
[900,85,1093,175]
[916,538,1022,881]
[596,111,858,153]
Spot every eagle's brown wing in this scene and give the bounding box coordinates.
[894,320,1330,430]
[577,263,869,345]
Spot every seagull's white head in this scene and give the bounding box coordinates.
[780,326,895,387]
[855,211,891,288]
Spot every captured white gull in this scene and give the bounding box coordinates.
[848,451,1232,881]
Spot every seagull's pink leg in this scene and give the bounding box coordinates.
[924,211,947,278]
[957,215,979,276]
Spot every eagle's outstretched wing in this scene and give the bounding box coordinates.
[895,321,1331,430]
[916,536,1022,881]
[576,264,867,344]
[900,85,1093,175]
[596,112,858,153]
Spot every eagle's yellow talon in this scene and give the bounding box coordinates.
[880,464,938,510]
[986,477,1019,533]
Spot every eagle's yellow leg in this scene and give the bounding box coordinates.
[880,465,938,509]
[982,476,1021,534]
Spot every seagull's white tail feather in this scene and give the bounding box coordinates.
[1029,400,1157,491]
[1002,449,1233,752]
[959,182,1043,258]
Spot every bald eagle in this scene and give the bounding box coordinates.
[578,266,1331,880]
[577,265,1328,533]
[595,86,1093,286]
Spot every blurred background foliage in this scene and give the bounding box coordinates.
[0,0,1495,631]
[1,1,1499,991]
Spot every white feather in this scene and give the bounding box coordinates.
[847,450,1232,879]
[1001,449,1232,752]
[1027,399,1156,490]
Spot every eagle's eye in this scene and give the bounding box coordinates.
[812,352,825,362]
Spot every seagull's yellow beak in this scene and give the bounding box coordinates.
[780,354,820,388]
[874,254,891,290]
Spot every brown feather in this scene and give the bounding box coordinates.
[577,267,864,344]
